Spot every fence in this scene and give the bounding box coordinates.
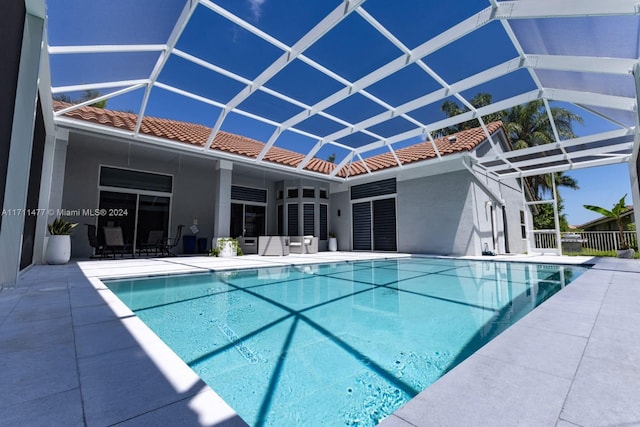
[532,230,638,255]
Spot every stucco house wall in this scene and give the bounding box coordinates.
[61,133,219,257]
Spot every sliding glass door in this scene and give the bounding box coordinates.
[97,191,170,251]
[230,203,266,237]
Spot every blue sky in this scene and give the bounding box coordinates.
[46,0,635,225]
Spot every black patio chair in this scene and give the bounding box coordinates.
[85,223,105,258]
[160,224,185,256]
[103,226,133,258]
[138,230,165,256]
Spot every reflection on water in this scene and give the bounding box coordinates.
[106,258,588,427]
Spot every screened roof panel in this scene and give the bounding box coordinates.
[315,144,352,165]
[366,63,443,106]
[268,129,318,153]
[584,106,637,129]
[304,12,404,81]
[203,0,342,45]
[266,59,346,106]
[424,21,520,83]
[336,132,380,149]
[219,111,278,143]
[236,91,305,123]
[46,0,184,45]
[144,88,223,127]
[366,116,418,139]
[511,16,640,59]
[49,52,158,87]
[406,96,459,125]
[44,0,640,182]
[158,55,246,104]
[175,4,284,80]
[459,69,538,104]
[324,93,389,124]
[536,70,635,99]
[296,115,346,137]
[362,0,487,49]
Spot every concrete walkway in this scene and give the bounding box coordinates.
[0,253,637,426]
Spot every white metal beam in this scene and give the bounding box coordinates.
[48,44,166,54]
[51,79,149,94]
[54,83,147,116]
[543,88,636,111]
[154,82,334,143]
[134,0,199,135]
[493,0,640,19]
[525,54,638,75]
[353,90,543,154]
[275,6,495,134]
[330,152,356,178]
[484,128,634,161]
[497,155,631,179]
[202,0,367,151]
[486,141,632,171]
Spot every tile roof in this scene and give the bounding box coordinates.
[338,122,505,177]
[53,101,504,178]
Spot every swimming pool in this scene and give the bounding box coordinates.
[105,257,588,426]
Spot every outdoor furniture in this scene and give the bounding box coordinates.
[160,224,184,256]
[138,230,164,256]
[85,223,105,258]
[103,226,132,258]
[238,236,258,254]
[258,236,289,256]
[289,236,318,254]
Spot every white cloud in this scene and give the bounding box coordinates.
[248,0,266,21]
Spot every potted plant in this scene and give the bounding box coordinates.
[328,232,338,252]
[210,237,242,257]
[584,194,635,258]
[46,217,78,264]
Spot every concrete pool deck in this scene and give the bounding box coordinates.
[0,253,637,426]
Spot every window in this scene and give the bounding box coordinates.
[287,188,298,199]
[319,188,328,199]
[231,185,267,203]
[230,203,265,237]
[288,204,299,236]
[100,166,172,193]
[277,205,284,235]
[277,190,283,200]
[520,210,526,239]
[303,203,314,236]
[319,204,328,240]
[303,187,315,198]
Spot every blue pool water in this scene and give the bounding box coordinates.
[105,258,588,426]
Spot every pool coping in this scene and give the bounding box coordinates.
[2,253,637,426]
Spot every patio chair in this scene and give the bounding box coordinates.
[160,224,184,256]
[103,226,132,258]
[289,236,318,254]
[138,230,164,256]
[85,223,105,258]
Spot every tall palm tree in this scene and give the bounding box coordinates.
[504,99,583,150]
[504,99,582,198]
[438,95,583,200]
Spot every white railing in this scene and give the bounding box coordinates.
[533,230,638,255]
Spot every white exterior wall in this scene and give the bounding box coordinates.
[329,166,527,256]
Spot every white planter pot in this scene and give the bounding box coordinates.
[217,240,237,257]
[46,235,71,265]
[328,237,338,252]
